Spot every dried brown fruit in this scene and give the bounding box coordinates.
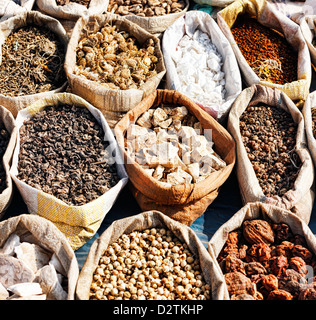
[226,232,239,246]
[269,255,288,277]
[246,243,271,264]
[262,274,278,291]
[288,256,307,276]
[271,241,294,259]
[243,220,274,245]
[292,245,313,264]
[298,287,316,300]
[244,262,267,277]
[272,223,291,243]
[267,289,293,300]
[224,255,246,275]
[231,293,255,300]
[224,272,256,297]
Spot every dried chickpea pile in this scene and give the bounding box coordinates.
[219,219,316,300]
[108,0,186,17]
[240,103,301,198]
[90,228,210,300]
[74,23,158,90]
[231,16,297,85]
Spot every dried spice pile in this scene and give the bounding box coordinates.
[17,104,119,206]
[240,104,301,198]
[219,219,316,300]
[74,23,158,90]
[0,125,10,193]
[56,0,91,6]
[107,0,186,17]
[90,227,210,300]
[0,25,66,97]
[231,17,298,85]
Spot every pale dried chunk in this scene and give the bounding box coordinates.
[0,282,8,300]
[199,163,215,177]
[187,163,200,182]
[170,106,188,121]
[178,126,197,143]
[0,254,34,288]
[37,264,67,300]
[167,167,192,185]
[145,131,157,148]
[201,153,226,170]
[136,110,153,128]
[14,243,51,274]
[152,108,168,127]
[0,234,20,256]
[7,282,42,297]
[144,168,155,177]
[126,124,149,140]
[153,165,164,180]
[146,142,179,166]
[158,118,173,129]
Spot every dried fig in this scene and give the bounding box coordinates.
[224,272,256,298]
[267,289,293,300]
[269,255,288,277]
[298,287,316,300]
[262,274,278,291]
[243,220,274,244]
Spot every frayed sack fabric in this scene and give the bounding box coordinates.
[0,214,79,299]
[0,0,34,22]
[76,210,226,300]
[227,84,314,224]
[303,91,316,167]
[64,14,166,129]
[217,0,311,103]
[208,202,316,300]
[0,11,68,118]
[0,105,16,220]
[114,89,236,226]
[36,0,108,21]
[162,10,242,122]
[108,0,189,35]
[9,93,129,251]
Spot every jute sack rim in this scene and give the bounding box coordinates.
[227,84,314,214]
[0,213,79,300]
[114,89,236,205]
[0,10,69,116]
[303,90,316,167]
[208,201,316,300]
[64,13,166,106]
[216,0,312,101]
[0,105,16,219]
[76,210,228,300]
[36,0,109,21]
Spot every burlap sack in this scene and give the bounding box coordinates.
[303,90,316,167]
[107,0,189,35]
[217,0,311,102]
[0,214,79,300]
[36,0,108,21]
[64,13,166,129]
[227,84,314,224]
[162,10,242,121]
[10,93,128,250]
[76,210,227,300]
[0,0,34,22]
[0,105,16,220]
[114,89,236,226]
[0,11,68,118]
[208,201,316,300]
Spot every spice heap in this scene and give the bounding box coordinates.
[17,104,119,206]
[0,125,10,194]
[231,17,297,85]
[90,227,210,300]
[0,233,68,300]
[240,104,301,198]
[0,25,66,97]
[107,0,186,17]
[219,219,316,300]
[56,0,91,6]
[74,23,158,90]
[125,104,226,185]
[172,29,226,112]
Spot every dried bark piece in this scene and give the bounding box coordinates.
[0,254,34,288]
[267,289,293,300]
[224,271,256,298]
[243,220,274,244]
